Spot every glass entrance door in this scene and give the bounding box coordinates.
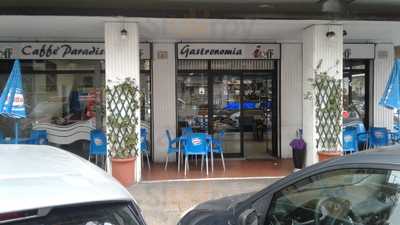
[176,59,278,158]
[242,72,276,159]
[177,72,209,135]
[343,60,370,128]
[211,73,241,155]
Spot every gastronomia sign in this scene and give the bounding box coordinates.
[177,43,280,60]
[0,42,151,60]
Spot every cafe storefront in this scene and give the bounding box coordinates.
[0,42,153,159]
[176,43,280,159]
[0,16,397,182]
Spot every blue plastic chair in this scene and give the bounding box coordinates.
[140,128,151,169]
[29,130,48,145]
[0,130,4,144]
[183,133,209,176]
[182,127,193,136]
[89,129,107,170]
[211,130,226,171]
[354,123,368,148]
[368,127,389,148]
[165,130,179,170]
[343,127,358,154]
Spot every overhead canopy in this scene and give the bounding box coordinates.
[0,0,400,20]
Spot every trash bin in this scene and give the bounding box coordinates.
[290,129,306,169]
[292,145,306,169]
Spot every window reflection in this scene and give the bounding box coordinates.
[177,72,208,134]
[0,60,104,138]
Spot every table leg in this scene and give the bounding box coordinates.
[210,139,214,172]
[178,139,181,172]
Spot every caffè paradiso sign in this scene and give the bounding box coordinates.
[0,42,151,60]
[177,43,280,60]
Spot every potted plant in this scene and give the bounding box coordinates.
[305,59,343,161]
[106,78,142,186]
[289,129,306,169]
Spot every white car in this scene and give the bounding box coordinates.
[0,145,147,225]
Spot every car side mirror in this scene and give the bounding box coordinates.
[238,208,258,225]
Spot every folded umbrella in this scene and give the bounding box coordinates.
[380,59,400,110]
[0,59,27,143]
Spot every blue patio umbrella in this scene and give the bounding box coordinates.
[0,59,27,143]
[380,59,400,110]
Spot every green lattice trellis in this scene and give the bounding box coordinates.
[106,78,142,158]
[314,74,342,150]
[305,59,343,151]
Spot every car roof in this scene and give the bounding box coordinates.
[320,145,400,167]
[289,145,400,184]
[0,145,133,214]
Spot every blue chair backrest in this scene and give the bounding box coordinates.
[89,129,107,155]
[166,129,173,146]
[218,130,225,143]
[182,127,193,136]
[369,127,389,147]
[0,130,4,144]
[140,128,148,151]
[31,130,48,145]
[184,133,208,154]
[355,123,368,143]
[343,127,358,153]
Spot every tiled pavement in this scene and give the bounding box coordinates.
[128,178,279,225]
[142,159,293,181]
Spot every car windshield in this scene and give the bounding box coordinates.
[266,168,400,225]
[5,202,144,225]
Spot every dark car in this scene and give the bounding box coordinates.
[178,146,400,225]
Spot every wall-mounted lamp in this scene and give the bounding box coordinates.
[326,31,336,39]
[121,28,128,40]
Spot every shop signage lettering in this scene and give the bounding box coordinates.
[177,43,280,60]
[0,42,152,60]
[0,48,13,59]
[21,44,104,58]
[180,44,243,58]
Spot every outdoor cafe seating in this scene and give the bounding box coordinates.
[0,129,48,145]
[164,126,226,176]
[343,125,391,154]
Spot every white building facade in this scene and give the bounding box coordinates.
[0,16,397,181]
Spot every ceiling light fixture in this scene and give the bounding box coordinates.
[326,31,336,39]
[120,18,128,40]
[120,28,128,39]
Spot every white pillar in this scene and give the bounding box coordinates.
[104,22,141,182]
[302,24,343,166]
[281,43,303,159]
[152,43,176,163]
[374,44,394,129]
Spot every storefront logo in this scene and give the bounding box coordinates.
[0,48,13,59]
[180,44,242,58]
[343,48,352,59]
[253,45,274,59]
[21,44,104,58]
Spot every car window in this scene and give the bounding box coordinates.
[265,168,400,225]
[5,202,144,225]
